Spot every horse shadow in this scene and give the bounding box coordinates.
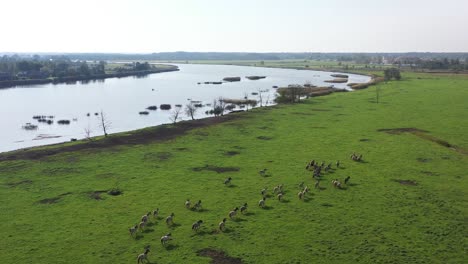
[222,228,234,234]
[146,222,156,227]
[142,228,155,233]
[192,208,209,213]
[163,244,179,251]
[169,223,181,229]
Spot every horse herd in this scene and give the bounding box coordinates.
[133,153,363,263]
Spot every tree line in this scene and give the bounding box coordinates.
[0,55,152,81]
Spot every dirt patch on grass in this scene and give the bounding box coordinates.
[95,172,119,179]
[417,158,431,163]
[87,189,122,200]
[38,197,61,204]
[197,248,243,264]
[108,188,123,196]
[378,128,428,134]
[6,179,32,187]
[38,192,72,204]
[420,171,439,176]
[88,190,107,200]
[224,151,240,156]
[379,128,467,155]
[0,114,243,161]
[392,179,418,186]
[192,165,240,173]
[257,136,272,140]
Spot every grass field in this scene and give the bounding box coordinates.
[0,71,467,263]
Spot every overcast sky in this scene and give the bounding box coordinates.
[1,0,467,53]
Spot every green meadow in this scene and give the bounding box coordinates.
[0,71,466,263]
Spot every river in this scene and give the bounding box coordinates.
[0,64,371,153]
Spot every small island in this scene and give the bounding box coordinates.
[330,74,349,78]
[324,78,348,83]
[223,77,241,82]
[246,76,266,80]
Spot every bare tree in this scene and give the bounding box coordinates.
[98,110,111,137]
[169,106,183,124]
[84,124,92,141]
[243,92,250,111]
[258,88,263,107]
[257,89,269,107]
[216,97,226,116]
[184,103,197,120]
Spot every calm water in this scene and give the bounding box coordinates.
[0,64,370,153]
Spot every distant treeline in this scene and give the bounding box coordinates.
[66,52,468,62]
[393,57,468,71]
[0,69,176,88]
[2,52,468,73]
[2,52,468,63]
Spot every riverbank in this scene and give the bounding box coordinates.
[0,66,179,89]
[0,65,376,155]
[0,111,245,161]
[0,64,371,153]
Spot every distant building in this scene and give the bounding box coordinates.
[17,71,49,79]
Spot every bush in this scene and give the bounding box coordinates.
[160,104,172,110]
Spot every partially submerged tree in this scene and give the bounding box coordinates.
[169,105,183,124]
[211,97,226,116]
[185,103,197,120]
[275,86,309,103]
[258,89,264,107]
[98,110,111,137]
[84,125,92,140]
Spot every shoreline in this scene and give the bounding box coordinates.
[0,66,379,158]
[0,66,179,89]
[0,111,248,160]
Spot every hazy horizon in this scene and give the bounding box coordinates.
[1,0,467,53]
